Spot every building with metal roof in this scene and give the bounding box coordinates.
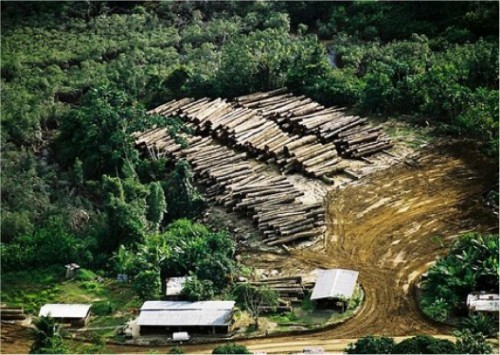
[311,269,359,301]
[467,293,499,317]
[39,304,91,328]
[138,301,235,335]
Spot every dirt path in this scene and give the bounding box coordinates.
[103,335,463,354]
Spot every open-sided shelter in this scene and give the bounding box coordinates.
[310,269,359,310]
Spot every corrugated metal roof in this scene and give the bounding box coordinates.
[138,301,235,327]
[39,304,91,319]
[141,301,235,311]
[467,293,499,312]
[310,269,359,300]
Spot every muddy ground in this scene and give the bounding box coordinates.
[2,137,498,354]
[247,142,498,339]
[117,142,497,353]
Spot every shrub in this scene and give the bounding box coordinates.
[346,336,395,354]
[455,329,493,354]
[212,343,251,354]
[91,301,114,316]
[75,268,97,281]
[392,335,457,354]
[420,233,499,321]
[460,314,498,338]
[168,346,184,354]
[181,275,216,302]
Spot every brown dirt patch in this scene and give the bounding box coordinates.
[249,142,498,339]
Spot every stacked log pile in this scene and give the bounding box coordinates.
[147,98,342,179]
[250,276,305,303]
[134,129,325,246]
[0,307,26,321]
[235,275,306,313]
[235,89,393,158]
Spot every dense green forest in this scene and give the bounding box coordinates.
[1,1,499,304]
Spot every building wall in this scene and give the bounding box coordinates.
[51,312,90,328]
[140,325,229,336]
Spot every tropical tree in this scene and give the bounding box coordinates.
[100,176,148,252]
[30,316,67,354]
[112,245,135,276]
[232,283,278,329]
[146,181,167,231]
[55,86,146,179]
[133,269,161,301]
[460,314,498,338]
[164,160,205,221]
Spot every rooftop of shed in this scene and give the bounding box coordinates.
[310,268,359,301]
[138,301,235,327]
[39,304,91,319]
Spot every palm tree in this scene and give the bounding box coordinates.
[30,316,67,354]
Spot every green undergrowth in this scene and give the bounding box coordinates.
[1,266,140,323]
[269,286,364,331]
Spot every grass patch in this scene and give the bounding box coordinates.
[301,291,315,311]
[382,118,434,149]
[269,312,299,325]
[1,267,139,318]
[86,315,131,338]
[266,285,365,331]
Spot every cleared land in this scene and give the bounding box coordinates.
[2,141,490,354]
[114,142,498,353]
[2,130,497,354]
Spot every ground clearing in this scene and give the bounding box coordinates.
[2,142,497,354]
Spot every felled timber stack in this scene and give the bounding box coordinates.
[258,298,293,314]
[134,128,325,247]
[281,135,341,178]
[250,276,305,304]
[235,89,393,158]
[147,97,342,179]
[133,127,185,160]
[335,124,393,158]
[0,307,26,321]
[215,179,325,245]
[148,98,287,158]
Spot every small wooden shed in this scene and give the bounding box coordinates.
[165,276,191,299]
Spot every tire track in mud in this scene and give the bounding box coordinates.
[276,143,498,339]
